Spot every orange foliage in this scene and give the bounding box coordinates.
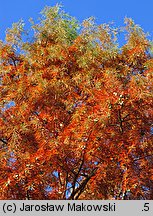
[0,6,153,200]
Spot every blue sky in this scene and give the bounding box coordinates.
[0,0,153,41]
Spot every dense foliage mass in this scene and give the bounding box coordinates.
[0,5,153,200]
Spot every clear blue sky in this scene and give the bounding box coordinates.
[0,0,153,41]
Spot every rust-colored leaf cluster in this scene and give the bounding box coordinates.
[0,6,153,200]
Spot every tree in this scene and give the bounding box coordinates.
[0,5,153,200]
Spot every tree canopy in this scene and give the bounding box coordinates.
[0,5,153,200]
